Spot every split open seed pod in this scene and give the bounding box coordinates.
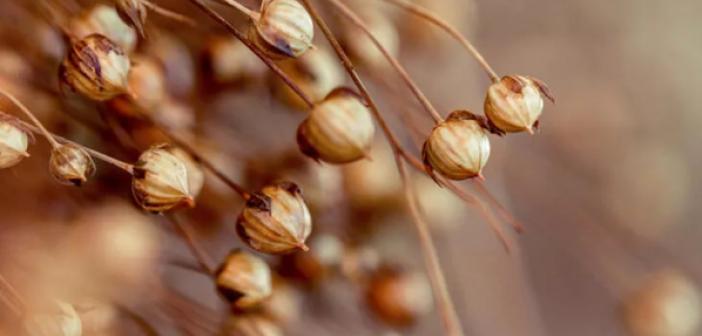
[484,75,554,135]
[250,0,314,59]
[0,117,30,169]
[216,249,273,310]
[132,144,194,212]
[49,143,96,187]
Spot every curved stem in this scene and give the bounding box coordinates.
[327,0,444,123]
[168,215,215,275]
[141,0,197,26]
[216,0,261,21]
[0,87,60,148]
[381,0,499,82]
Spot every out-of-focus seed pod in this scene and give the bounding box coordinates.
[279,233,344,283]
[340,245,380,282]
[70,4,138,53]
[203,36,267,85]
[484,75,554,135]
[273,47,344,110]
[23,301,82,336]
[623,270,702,336]
[166,146,205,198]
[0,118,30,169]
[251,0,314,58]
[215,249,273,310]
[261,279,303,324]
[422,110,490,180]
[297,88,375,164]
[115,0,147,37]
[127,56,167,110]
[401,0,476,45]
[343,9,400,69]
[147,34,195,97]
[343,141,402,209]
[131,144,194,212]
[237,181,312,254]
[59,34,131,101]
[49,144,96,187]
[413,175,464,231]
[366,268,433,326]
[223,314,282,336]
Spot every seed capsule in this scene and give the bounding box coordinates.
[49,144,96,186]
[366,268,433,326]
[115,0,147,37]
[23,301,82,336]
[132,144,194,212]
[0,118,30,169]
[237,181,312,254]
[215,249,273,310]
[273,47,344,110]
[484,75,554,135]
[422,110,491,180]
[59,34,131,101]
[167,146,205,198]
[70,4,138,53]
[297,88,375,164]
[251,0,314,58]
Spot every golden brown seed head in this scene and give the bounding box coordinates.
[115,0,147,37]
[297,88,375,164]
[422,111,491,180]
[70,4,138,53]
[166,146,205,198]
[273,47,344,110]
[131,144,194,212]
[49,143,96,187]
[252,0,314,59]
[223,314,282,336]
[215,249,273,310]
[0,118,30,169]
[59,34,131,101]
[484,75,554,134]
[366,268,433,326]
[23,301,82,336]
[237,181,312,255]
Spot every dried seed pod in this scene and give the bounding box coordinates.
[115,0,147,37]
[49,144,96,187]
[297,88,375,164]
[166,146,205,198]
[237,181,312,254]
[70,4,138,53]
[132,144,194,212]
[251,0,314,58]
[422,110,490,180]
[484,75,554,134]
[0,118,30,169]
[623,270,702,336]
[273,47,344,110]
[215,249,273,310]
[23,301,82,336]
[223,314,282,336]
[261,279,303,324]
[343,140,402,208]
[366,268,433,326]
[59,34,131,101]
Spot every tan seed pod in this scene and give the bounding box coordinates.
[484,75,554,134]
[223,314,282,336]
[366,268,433,326]
[132,144,194,212]
[297,88,375,164]
[251,0,314,59]
[49,144,96,187]
[23,301,82,336]
[0,118,30,169]
[237,181,312,254]
[422,110,491,180]
[59,34,131,101]
[215,249,273,310]
[115,0,147,37]
[166,146,205,198]
[273,47,344,110]
[70,4,138,53]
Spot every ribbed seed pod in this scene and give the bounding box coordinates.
[237,181,312,254]
[251,0,314,58]
[70,4,138,53]
[366,268,433,327]
[223,315,282,336]
[484,75,554,135]
[0,118,30,169]
[115,0,147,37]
[297,88,375,164]
[422,110,490,180]
[23,301,82,336]
[273,47,344,110]
[59,34,131,101]
[166,146,205,198]
[131,144,194,212]
[215,249,273,310]
[49,144,96,186]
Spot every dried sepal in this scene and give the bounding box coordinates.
[59,34,131,101]
[422,110,491,180]
[0,117,30,169]
[49,143,96,187]
[251,0,314,59]
[297,88,375,164]
[366,267,433,326]
[484,75,554,135]
[23,301,82,336]
[215,249,273,310]
[115,0,147,37]
[69,4,138,53]
[131,144,194,212]
[237,181,312,254]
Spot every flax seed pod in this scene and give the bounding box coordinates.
[131,144,195,212]
[250,0,314,59]
[366,268,433,326]
[273,47,344,110]
[237,181,312,254]
[422,110,490,180]
[166,146,205,198]
[297,88,375,164]
[70,4,138,53]
[484,75,554,134]
[23,301,82,336]
[59,34,131,101]
[0,118,30,169]
[115,0,147,37]
[49,144,96,187]
[215,249,273,310]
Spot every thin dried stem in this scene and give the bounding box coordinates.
[0,87,60,148]
[381,0,499,82]
[141,0,197,26]
[471,179,524,233]
[168,215,215,275]
[0,272,25,317]
[216,0,261,21]
[327,0,444,123]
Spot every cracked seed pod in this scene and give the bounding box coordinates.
[216,249,273,310]
[297,88,375,164]
[366,268,433,327]
[132,144,194,212]
[623,270,702,336]
[422,110,490,180]
[484,75,554,134]
[115,0,147,37]
[237,181,312,254]
[70,4,138,53]
[273,47,344,110]
[223,315,282,336]
[251,0,314,58]
[0,118,30,169]
[23,301,82,336]
[49,143,96,187]
[59,34,131,101]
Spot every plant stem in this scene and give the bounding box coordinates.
[0,87,60,148]
[216,0,261,21]
[326,0,444,123]
[381,0,500,83]
[0,272,25,318]
[168,215,215,275]
[141,0,198,26]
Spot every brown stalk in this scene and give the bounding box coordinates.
[168,215,215,275]
[0,87,60,149]
[141,0,198,26]
[0,272,24,318]
[217,0,261,21]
